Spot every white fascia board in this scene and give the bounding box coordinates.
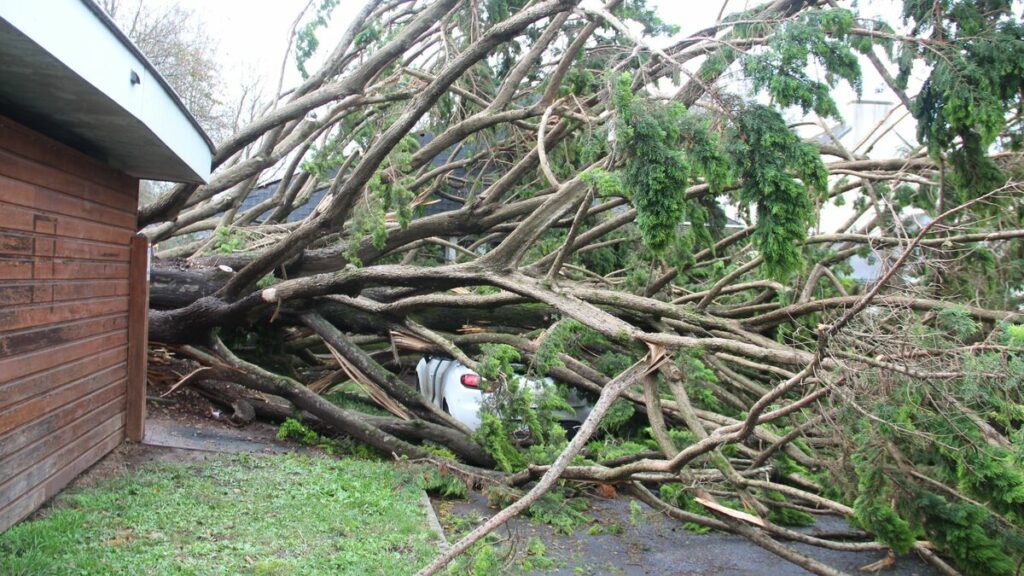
[2,0,213,182]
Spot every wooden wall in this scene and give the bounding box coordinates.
[0,116,140,533]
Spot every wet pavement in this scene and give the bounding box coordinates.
[435,491,940,576]
[142,391,941,576]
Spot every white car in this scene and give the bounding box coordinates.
[416,355,593,434]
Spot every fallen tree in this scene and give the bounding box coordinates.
[141,0,1024,574]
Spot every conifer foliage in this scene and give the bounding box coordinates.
[135,1,1024,574]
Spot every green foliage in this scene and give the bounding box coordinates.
[485,485,591,535]
[676,350,717,384]
[678,114,733,198]
[526,490,592,535]
[658,484,713,533]
[628,499,645,525]
[671,114,735,258]
[444,540,502,576]
[742,9,863,118]
[953,445,1024,521]
[276,418,379,459]
[473,366,572,472]
[560,64,600,99]
[936,305,980,341]
[444,514,563,573]
[419,441,458,461]
[597,399,636,434]
[576,227,637,277]
[772,453,810,478]
[849,18,896,57]
[613,73,691,255]
[762,489,815,527]
[899,1,1024,200]
[484,0,528,26]
[322,386,392,417]
[520,537,557,572]
[581,168,625,198]
[211,226,250,254]
[344,135,419,265]
[533,319,580,375]
[471,544,502,576]
[624,264,652,293]
[418,467,469,499]
[850,447,919,553]
[354,24,379,48]
[766,503,815,527]
[474,412,524,472]
[522,229,568,267]
[1005,324,1024,347]
[669,350,726,413]
[295,0,340,80]
[533,319,608,377]
[277,417,319,445]
[728,104,826,281]
[853,496,918,554]
[588,437,648,462]
[301,134,347,180]
[256,273,279,290]
[910,490,1019,576]
[595,350,635,379]
[616,0,679,37]
[935,240,1024,311]
[836,317,1024,575]
[477,343,520,380]
[587,78,738,266]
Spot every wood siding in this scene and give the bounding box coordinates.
[0,116,139,533]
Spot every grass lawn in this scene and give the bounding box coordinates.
[0,453,440,575]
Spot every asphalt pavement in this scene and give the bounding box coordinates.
[436,491,940,576]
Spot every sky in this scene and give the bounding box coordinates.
[162,0,908,122]
[165,0,747,99]
[154,0,918,232]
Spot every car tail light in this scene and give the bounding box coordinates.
[460,374,481,388]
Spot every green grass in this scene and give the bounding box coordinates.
[0,453,440,575]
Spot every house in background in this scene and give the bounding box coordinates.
[236,131,482,225]
[0,0,212,533]
[229,131,482,262]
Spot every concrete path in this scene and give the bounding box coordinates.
[142,417,294,453]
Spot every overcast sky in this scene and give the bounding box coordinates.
[163,0,754,98]
[161,0,903,114]
[157,0,915,231]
